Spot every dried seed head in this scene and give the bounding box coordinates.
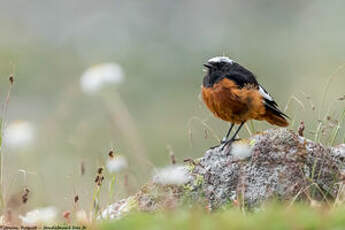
[95,167,105,186]
[9,75,14,84]
[170,153,176,165]
[22,187,30,204]
[337,95,345,101]
[298,121,305,137]
[95,174,104,186]
[74,195,79,204]
[108,150,114,158]
[167,145,176,165]
[97,176,104,186]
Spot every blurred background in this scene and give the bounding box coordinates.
[0,0,344,213]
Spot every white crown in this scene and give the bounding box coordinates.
[208,56,233,64]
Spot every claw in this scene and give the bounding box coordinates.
[209,144,221,150]
[220,140,232,151]
[220,144,226,151]
[220,138,241,151]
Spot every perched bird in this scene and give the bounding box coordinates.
[201,56,289,148]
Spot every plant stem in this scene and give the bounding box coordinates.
[319,63,345,119]
[91,185,101,220]
[328,108,345,146]
[109,175,116,201]
[0,76,14,211]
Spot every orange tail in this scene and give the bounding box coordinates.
[264,110,289,127]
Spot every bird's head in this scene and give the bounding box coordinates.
[202,56,235,87]
[203,56,234,72]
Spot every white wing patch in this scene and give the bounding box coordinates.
[259,86,273,101]
[208,56,233,64]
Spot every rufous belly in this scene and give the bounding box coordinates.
[201,78,265,124]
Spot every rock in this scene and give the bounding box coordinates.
[192,128,343,208]
[100,128,345,219]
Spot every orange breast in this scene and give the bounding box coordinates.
[201,78,265,124]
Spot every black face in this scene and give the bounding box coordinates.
[202,60,258,88]
[203,61,234,88]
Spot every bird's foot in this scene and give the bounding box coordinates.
[220,138,241,151]
[209,137,228,150]
[209,144,222,150]
[209,138,241,151]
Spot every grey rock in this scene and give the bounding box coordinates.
[100,128,345,219]
[191,128,343,208]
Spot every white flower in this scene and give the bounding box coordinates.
[0,215,5,225]
[106,156,128,173]
[76,210,89,224]
[20,206,57,225]
[80,63,124,94]
[230,139,255,160]
[4,120,35,149]
[153,165,191,185]
[98,196,137,220]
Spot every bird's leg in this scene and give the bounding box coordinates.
[221,122,245,151]
[209,123,234,149]
[221,123,234,144]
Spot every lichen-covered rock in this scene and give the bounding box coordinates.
[100,128,345,219]
[99,183,184,220]
[192,128,343,208]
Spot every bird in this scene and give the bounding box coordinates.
[201,56,289,149]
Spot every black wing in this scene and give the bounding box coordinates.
[224,62,288,119]
[224,62,259,88]
[259,85,289,119]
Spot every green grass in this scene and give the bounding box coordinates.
[98,204,345,230]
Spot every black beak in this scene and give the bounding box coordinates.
[203,63,212,69]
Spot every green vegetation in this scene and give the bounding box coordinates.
[99,204,345,230]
